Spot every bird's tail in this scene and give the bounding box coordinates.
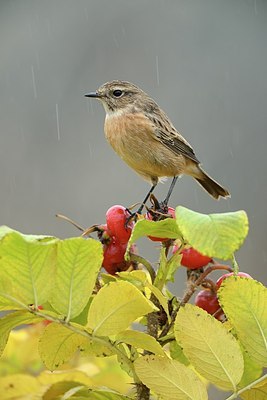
[195,167,230,199]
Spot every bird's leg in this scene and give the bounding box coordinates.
[136,183,157,215]
[125,184,157,227]
[162,176,178,206]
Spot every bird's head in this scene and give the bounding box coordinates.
[85,80,151,114]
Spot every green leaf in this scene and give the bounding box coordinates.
[0,225,56,243]
[240,376,267,400]
[0,232,56,307]
[71,298,93,326]
[145,282,170,323]
[169,340,190,366]
[176,206,249,259]
[218,277,267,367]
[154,247,181,289]
[50,238,103,321]
[117,270,148,286]
[238,347,262,389]
[126,218,181,256]
[134,354,208,400]
[116,330,165,356]
[87,281,156,336]
[0,311,42,356]
[174,303,244,391]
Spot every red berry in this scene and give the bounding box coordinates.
[106,205,133,244]
[180,247,212,269]
[146,207,175,242]
[216,272,252,288]
[102,238,131,275]
[214,308,226,322]
[195,289,221,315]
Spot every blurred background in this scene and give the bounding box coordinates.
[0,0,266,397]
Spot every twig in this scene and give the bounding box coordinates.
[129,253,156,282]
[225,373,267,400]
[56,214,86,233]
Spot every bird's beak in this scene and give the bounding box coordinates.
[84,91,100,98]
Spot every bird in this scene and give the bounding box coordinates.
[85,80,230,211]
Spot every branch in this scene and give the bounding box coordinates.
[225,373,267,400]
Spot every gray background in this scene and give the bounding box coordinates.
[0,1,266,396]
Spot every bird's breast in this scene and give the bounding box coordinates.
[104,111,185,181]
[104,112,153,157]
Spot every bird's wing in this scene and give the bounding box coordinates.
[148,111,200,164]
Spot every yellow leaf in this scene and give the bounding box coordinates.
[38,369,92,386]
[240,376,267,400]
[39,323,86,370]
[0,374,40,399]
[39,322,115,370]
[50,238,103,320]
[218,277,267,367]
[116,330,165,356]
[134,355,208,400]
[87,281,156,336]
[0,232,56,306]
[0,311,42,356]
[175,303,244,391]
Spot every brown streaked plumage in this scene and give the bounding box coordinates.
[85,80,230,205]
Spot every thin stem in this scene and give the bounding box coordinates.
[225,373,267,400]
[129,253,156,282]
[55,214,85,233]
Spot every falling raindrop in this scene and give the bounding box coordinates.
[156,55,160,86]
[84,6,89,21]
[86,98,94,115]
[35,50,40,70]
[46,19,51,37]
[20,126,25,142]
[254,0,258,16]
[88,142,93,159]
[112,34,119,48]
[121,25,126,37]
[31,65,37,99]
[56,103,60,141]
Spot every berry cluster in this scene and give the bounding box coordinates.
[172,245,252,320]
[97,205,135,275]
[88,203,252,323]
[93,202,176,274]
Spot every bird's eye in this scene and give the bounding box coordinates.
[113,89,123,97]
